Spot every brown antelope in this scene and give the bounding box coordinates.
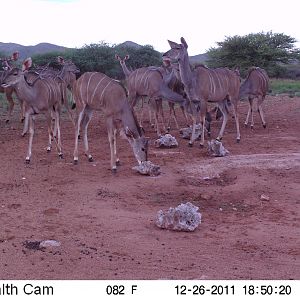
[115,54,166,135]
[0,52,25,123]
[239,67,269,129]
[72,72,149,172]
[1,58,64,163]
[163,37,241,147]
[27,56,79,126]
[115,54,186,136]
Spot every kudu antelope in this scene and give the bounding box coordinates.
[26,56,79,126]
[115,54,167,136]
[115,54,154,129]
[1,58,65,163]
[163,37,241,147]
[72,72,149,171]
[0,51,25,123]
[115,55,186,136]
[239,67,269,129]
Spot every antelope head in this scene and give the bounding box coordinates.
[162,37,189,64]
[124,127,149,164]
[115,54,129,65]
[57,56,80,74]
[1,58,31,88]
[1,51,20,71]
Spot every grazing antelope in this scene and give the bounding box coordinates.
[1,58,65,163]
[163,37,241,147]
[72,72,149,172]
[115,54,186,136]
[239,67,269,129]
[0,52,25,123]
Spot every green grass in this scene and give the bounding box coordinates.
[270,79,300,96]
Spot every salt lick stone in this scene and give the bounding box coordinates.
[207,139,229,157]
[180,124,202,140]
[156,202,201,231]
[132,161,161,176]
[154,134,178,148]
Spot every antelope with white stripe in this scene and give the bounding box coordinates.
[163,37,241,147]
[116,54,186,136]
[72,72,149,171]
[1,58,64,163]
[0,51,25,123]
[117,58,186,136]
[239,67,269,129]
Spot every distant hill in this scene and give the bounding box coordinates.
[117,41,143,49]
[0,42,69,60]
[189,53,209,65]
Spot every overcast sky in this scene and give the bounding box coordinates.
[2,0,300,55]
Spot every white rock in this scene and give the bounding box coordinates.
[156,202,201,231]
[39,240,61,247]
[132,161,161,176]
[260,194,270,201]
[154,134,178,148]
[207,140,229,157]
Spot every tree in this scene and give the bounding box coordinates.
[30,42,163,79]
[207,31,300,77]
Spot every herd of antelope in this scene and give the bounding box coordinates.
[0,37,269,172]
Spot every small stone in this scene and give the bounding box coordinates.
[39,240,61,247]
[156,202,201,231]
[260,194,270,201]
[180,124,202,140]
[207,139,229,157]
[154,134,178,148]
[132,161,161,176]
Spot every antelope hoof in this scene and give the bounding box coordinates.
[207,132,211,138]
[151,124,155,128]
[263,124,267,128]
[188,142,193,147]
[116,159,121,166]
[5,119,9,124]
[244,123,248,128]
[59,153,64,159]
[25,158,30,164]
[88,156,93,162]
[73,159,78,165]
[46,147,51,153]
[251,125,254,130]
[111,167,117,174]
[236,138,241,143]
[199,143,204,148]
[167,127,171,133]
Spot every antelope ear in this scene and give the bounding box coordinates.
[125,126,134,138]
[22,57,32,71]
[180,37,188,49]
[57,56,64,64]
[12,51,19,61]
[124,55,130,60]
[115,54,120,61]
[167,40,180,49]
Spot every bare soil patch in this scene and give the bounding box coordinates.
[0,95,299,279]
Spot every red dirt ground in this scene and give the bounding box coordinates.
[0,95,299,280]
